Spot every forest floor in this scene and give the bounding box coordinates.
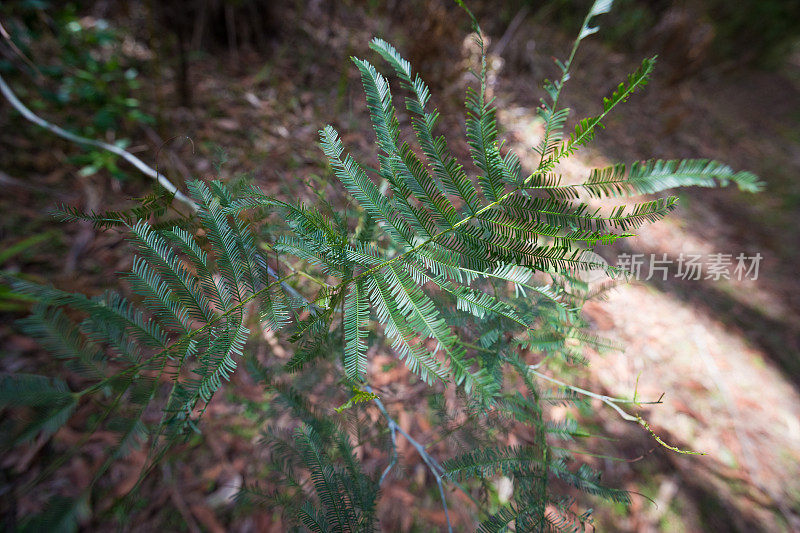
[1,3,799,532]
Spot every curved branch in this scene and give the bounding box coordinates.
[0,72,196,211]
[366,386,453,533]
[0,73,318,313]
[529,367,705,455]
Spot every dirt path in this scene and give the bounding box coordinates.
[496,22,800,532]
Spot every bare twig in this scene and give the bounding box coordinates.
[366,386,453,533]
[379,422,398,486]
[255,254,318,313]
[528,367,705,455]
[492,6,530,58]
[529,368,644,421]
[0,67,316,312]
[0,20,43,78]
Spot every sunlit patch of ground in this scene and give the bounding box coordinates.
[588,284,800,530]
[497,58,800,531]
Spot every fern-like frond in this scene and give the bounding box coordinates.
[466,86,507,203]
[294,425,361,531]
[451,285,528,327]
[18,304,104,377]
[320,125,415,249]
[297,500,330,533]
[6,280,169,350]
[478,501,544,533]
[190,323,249,404]
[17,496,87,533]
[550,460,630,504]
[443,445,546,480]
[0,374,77,447]
[561,56,656,157]
[365,274,449,384]
[128,255,192,333]
[381,264,496,400]
[165,225,234,311]
[188,180,249,303]
[343,279,369,382]
[54,185,180,230]
[582,158,765,197]
[369,38,479,216]
[579,0,615,40]
[497,194,677,232]
[0,373,73,407]
[334,386,380,413]
[259,283,292,333]
[3,2,768,527]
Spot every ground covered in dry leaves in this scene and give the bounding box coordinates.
[1,2,799,531]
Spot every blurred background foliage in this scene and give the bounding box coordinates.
[522,0,800,67]
[1,1,154,179]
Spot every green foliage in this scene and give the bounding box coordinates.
[0,0,763,531]
[55,186,185,231]
[0,232,52,312]
[239,383,381,532]
[0,373,77,447]
[334,387,380,413]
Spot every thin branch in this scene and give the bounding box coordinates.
[492,6,529,59]
[529,367,648,421]
[0,72,196,211]
[366,386,453,533]
[256,254,319,313]
[528,367,705,455]
[0,21,43,78]
[378,422,397,485]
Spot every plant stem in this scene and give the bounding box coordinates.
[367,386,453,532]
[528,367,704,455]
